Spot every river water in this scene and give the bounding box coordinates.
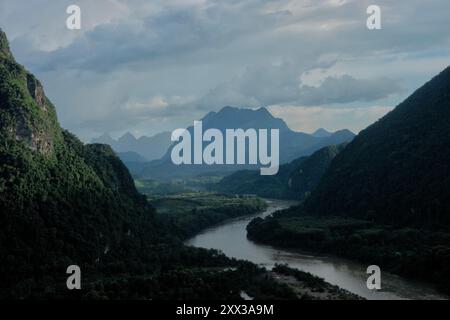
[186,199,447,300]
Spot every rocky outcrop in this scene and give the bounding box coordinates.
[0,29,13,59]
[0,29,57,156]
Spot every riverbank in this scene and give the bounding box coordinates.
[144,191,267,239]
[187,199,448,300]
[246,212,450,297]
[271,264,363,300]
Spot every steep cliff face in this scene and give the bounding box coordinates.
[0,29,13,59]
[0,29,158,297]
[0,31,60,156]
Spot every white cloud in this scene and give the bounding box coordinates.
[123,96,169,112]
[269,105,393,133]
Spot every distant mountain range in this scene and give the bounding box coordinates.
[92,131,172,161]
[139,106,355,180]
[311,128,333,138]
[116,151,148,163]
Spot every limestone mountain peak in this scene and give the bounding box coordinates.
[0,28,13,59]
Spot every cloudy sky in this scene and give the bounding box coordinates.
[1,0,449,141]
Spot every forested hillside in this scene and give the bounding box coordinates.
[303,66,450,229]
[216,144,346,200]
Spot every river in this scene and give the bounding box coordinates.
[186,198,447,300]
